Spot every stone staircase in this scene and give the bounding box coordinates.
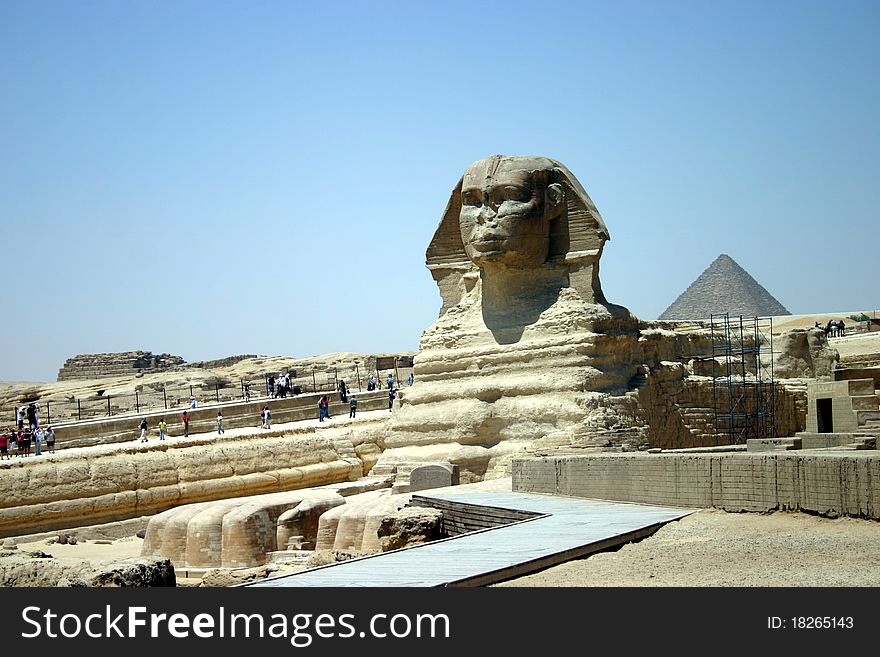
[678,405,716,444]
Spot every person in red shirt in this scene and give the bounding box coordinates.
[182,410,190,437]
[0,432,9,460]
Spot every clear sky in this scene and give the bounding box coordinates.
[1,0,877,382]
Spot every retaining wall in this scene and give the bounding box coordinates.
[513,451,880,519]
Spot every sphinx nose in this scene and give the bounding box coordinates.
[476,203,497,225]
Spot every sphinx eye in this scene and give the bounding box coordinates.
[461,191,481,207]
[500,186,530,202]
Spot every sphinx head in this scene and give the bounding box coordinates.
[459,156,565,271]
[427,155,612,314]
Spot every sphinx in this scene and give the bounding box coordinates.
[378,155,647,482]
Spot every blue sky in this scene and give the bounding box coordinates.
[1,0,877,382]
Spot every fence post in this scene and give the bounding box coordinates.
[355,363,362,391]
[107,396,112,417]
[334,367,339,391]
[312,368,317,393]
[163,388,167,410]
[190,385,193,399]
[78,399,82,421]
[136,391,139,413]
[216,384,220,403]
[46,401,50,426]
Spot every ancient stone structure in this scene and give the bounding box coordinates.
[409,464,459,492]
[659,253,790,320]
[57,351,186,381]
[0,426,380,538]
[514,451,880,520]
[380,155,645,482]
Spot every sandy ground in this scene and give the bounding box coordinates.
[496,508,880,587]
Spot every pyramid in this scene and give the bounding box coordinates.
[658,254,790,320]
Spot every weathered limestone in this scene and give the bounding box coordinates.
[513,451,880,519]
[378,506,444,551]
[381,155,644,481]
[0,554,175,587]
[376,156,840,484]
[140,480,415,569]
[804,378,880,435]
[58,351,185,381]
[774,328,839,379]
[409,463,459,492]
[0,428,362,538]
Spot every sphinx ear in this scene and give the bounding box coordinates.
[545,183,565,216]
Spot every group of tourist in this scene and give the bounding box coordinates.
[817,320,847,338]
[268,373,300,398]
[0,425,55,458]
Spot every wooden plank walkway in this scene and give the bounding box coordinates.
[245,490,694,587]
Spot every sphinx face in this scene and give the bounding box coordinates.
[459,157,557,270]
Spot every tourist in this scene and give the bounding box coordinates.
[244,383,251,402]
[190,396,197,409]
[838,320,846,337]
[20,429,31,456]
[0,431,8,460]
[338,380,348,403]
[367,375,376,391]
[261,406,271,429]
[349,396,357,418]
[268,375,276,398]
[387,373,394,390]
[388,387,396,412]
[182,410,190,437]
[216,411,224,435]
[45,425,56,453]
[277,373,286,398]
[33,427,42,456]
[139,417,148,442]
[16,406,25,431]
[408,372,414,386]
[26,403,37,431]
[158,418,167,441]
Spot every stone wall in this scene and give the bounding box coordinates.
[513,452,880,519]
[0,427,369,538]
[57,351,186,381]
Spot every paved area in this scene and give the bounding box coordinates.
[246,490,694,587]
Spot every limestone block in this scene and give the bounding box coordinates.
[276,492,344,553]
[409,464,459,492]
[378,507,444,552]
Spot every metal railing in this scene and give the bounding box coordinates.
[8,360,416,426]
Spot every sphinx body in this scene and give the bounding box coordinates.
[378,156,647,481]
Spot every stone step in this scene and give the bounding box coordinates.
[747,437,801,452]
[857,410,880,426]
[852,395,880,411]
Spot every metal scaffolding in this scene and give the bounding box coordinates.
[710,313,777,445]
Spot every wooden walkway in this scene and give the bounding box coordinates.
[245,490,694,587]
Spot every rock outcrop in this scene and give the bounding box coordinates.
[58,351,186,381]
[0,551,175,587]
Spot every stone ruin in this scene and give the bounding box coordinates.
[370,155,839,481]
[10,154,845,577]
[57,351,186,381]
